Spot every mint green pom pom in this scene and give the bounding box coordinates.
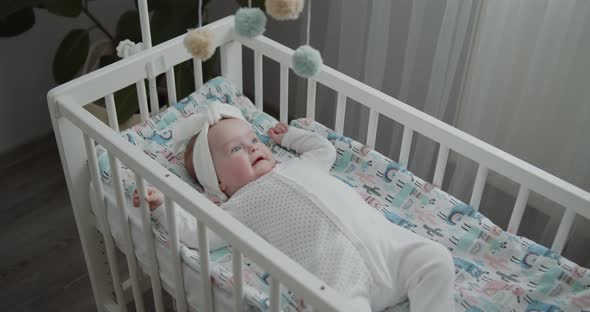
[293,45,323,78]
[235,8,266,38]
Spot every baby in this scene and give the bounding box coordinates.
[134,102,456,312]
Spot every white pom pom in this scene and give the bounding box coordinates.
[265,0,304,21]
[184,29,214,61]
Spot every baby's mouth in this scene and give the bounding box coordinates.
[252,156,265,166]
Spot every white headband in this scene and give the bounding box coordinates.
[173,101,245,201]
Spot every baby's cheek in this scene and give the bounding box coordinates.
[263,146,273,158]
[234,157,256,177]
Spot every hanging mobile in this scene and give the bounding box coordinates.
[266,0,304,20]
[235,0,267,38]
[184,0,214,61]
[292,0,322,78]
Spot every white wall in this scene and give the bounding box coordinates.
[0,1,134,154]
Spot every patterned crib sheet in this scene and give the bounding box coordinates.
[291,119,590,312]
[95,76,590,312]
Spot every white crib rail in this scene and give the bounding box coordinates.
[105,93,145,311]
[235,30,590,253]
[136,175,165,312]
[280,64,289,123]
[469,165,489,211]
[334,93,346,134]
[254,51,264,111]
[50,98,350,312]
[398,126,413,168]
[49,13,590,312]
[366,109,379,149]
[306,79,317,120]
[83,134,128,311]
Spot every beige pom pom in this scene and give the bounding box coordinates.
[184,29,214,60]
[265,0,304,21]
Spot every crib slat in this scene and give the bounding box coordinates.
[254,51,263,111]
[366,109,379,149]
[335,93,346,134]
[270,277,281,312]
[146,62,160,115]
[104,94,119,132]
[470,165,488,210]
[306,79,317,120]
[165,67,177,105]
[164,197,188,312]
[232,247,244,312]
[551,208,576,254]
[197,220,213,312]
[507,186,530,234]
[193,58,203,89]
[135,176,165,312]
[399,126,413,168]
[280,64,289,123]
[220,41,243,92]
[83,135,128,312]
[136,79,150,122]
[107,153,145,312]
[433,145,449,188]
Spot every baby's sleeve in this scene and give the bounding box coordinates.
[281,126,336,171]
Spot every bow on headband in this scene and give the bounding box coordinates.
[173,101,246,201]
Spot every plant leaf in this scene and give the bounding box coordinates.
[53,29,89,83]
[0,0,39,20]
[116,10,141,43]
[150,5,197,45]
[0,8,35,37]
[98,54,119,68]
[40,0,82,18]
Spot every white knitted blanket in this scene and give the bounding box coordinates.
[224,172,372,298]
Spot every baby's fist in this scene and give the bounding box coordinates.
[268,122,289,145]
[133,186,164,211]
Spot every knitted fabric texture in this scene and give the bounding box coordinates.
[224,172,371,295]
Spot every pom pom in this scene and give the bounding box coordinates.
[293,45,322,78]
[184,29,214,61]
[234,7,267,38]
[265,0,304,21]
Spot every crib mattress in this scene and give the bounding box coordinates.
[93,76,590,312]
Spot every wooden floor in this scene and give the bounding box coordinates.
[0,135,96,312]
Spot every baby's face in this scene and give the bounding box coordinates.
[208,119,276,197]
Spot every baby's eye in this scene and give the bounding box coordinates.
[231,146,242,153]
[252,137,258,143]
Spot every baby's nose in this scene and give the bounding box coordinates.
[249,144,259,153]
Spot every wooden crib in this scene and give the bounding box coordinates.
[48,4,590,312]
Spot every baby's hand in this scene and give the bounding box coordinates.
[133,186,164,211]
[268,122,289,145]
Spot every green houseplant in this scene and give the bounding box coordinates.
[1,0,218,124]
[1,0,265,124]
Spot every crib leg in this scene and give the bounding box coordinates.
[49,108,116,312]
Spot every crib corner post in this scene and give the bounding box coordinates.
[48,95,113,312]
[220,40,243,93]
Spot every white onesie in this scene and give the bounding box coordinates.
[154,127,456,312]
